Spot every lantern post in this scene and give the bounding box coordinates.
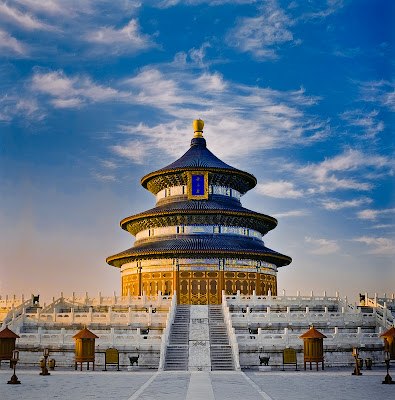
[7,350,21,384]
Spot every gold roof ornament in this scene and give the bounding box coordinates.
[193,119,204,138]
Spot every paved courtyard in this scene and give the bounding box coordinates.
[0,368,393,400]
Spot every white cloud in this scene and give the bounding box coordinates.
[14,0,66,15]
[357,208,395,221]
[340,109,385,139]
[85,19,154,54]
[227,0,294,59]
[113,67,328,163]
[31,70,124,108]
[273,210,308,218]
[101,160,118,169]
[256,181,303,198]
[0,2,55,30]
[322,197,372,210]
[0,29,28,55]
[353,236,395,255]
[0,94,43,121]
[111,140,148,164]
[298,149,391,193]
[194,72,226,92]
[305,236,340,255]
[93,173,117,182]
[359,80,395,112]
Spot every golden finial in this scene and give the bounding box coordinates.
[193,119,204,138]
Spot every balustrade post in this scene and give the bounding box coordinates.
[108,306,112,324]
[111,327,115,346]
[128,306,132,324]
[98,292,102,306]
[334,327,339,346]
[88,307,92,324]
[53,308,56,323]
[61,327,65,345]
[142,291,146,305]
[284,327,289,346]
[306,306,310,324]
[113,291,117,305]
[267,307,271,323]
[85,292,89,306]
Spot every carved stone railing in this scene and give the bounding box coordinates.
[236,326,383,349]
[222,291,240,371]
[158,292,177,371]
[15,327,163,348]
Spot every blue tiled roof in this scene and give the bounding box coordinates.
[109,234,291,267]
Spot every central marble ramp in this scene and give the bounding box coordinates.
[188,305,211,371]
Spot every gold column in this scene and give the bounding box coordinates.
[173,259,179,304]
[138,265,142,296]
[219,260,224,299]
[257,268,261,295]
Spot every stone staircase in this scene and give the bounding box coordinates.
[208,305,234,370]
[164,305,190,370]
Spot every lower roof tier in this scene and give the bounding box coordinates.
[107,234,292,268]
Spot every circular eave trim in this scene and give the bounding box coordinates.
[141,167,257,192]
[120,209,278,232]
[106,250,291,268]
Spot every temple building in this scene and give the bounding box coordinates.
[107,120,291,304]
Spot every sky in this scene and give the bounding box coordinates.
[0,0,393,304]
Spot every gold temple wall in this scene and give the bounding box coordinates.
[121,269,277,304]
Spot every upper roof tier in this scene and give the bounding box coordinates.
[141,120,257,195]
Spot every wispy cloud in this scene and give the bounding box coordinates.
[31,69,125,108]
[85,19,155,54]
[227,0,294,59]
[322,197,372,210]
[298,149,391,193]
[93,173,117,182]
[14,0,66,15]
[359,80,395,112]
[112,66,328,162]
[357,208,395,221]
[273,210,308,218]
[340,109,384,139]
[305,236,340,255]
[0,29,28,55]
[0,94,43,121]
[353,236,395,255]
[256,181,303,198]
[111,140,148,164]
[0,2,55,30]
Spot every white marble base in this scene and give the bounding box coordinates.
[258,366,272,372]
[127,366,140,372]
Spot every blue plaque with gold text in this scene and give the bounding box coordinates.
[191,174,205,195]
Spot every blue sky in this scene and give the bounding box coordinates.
[0,0,393,302]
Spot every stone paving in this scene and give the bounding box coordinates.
[0,368,393,400]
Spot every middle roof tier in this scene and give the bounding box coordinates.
[121,197,278,236]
